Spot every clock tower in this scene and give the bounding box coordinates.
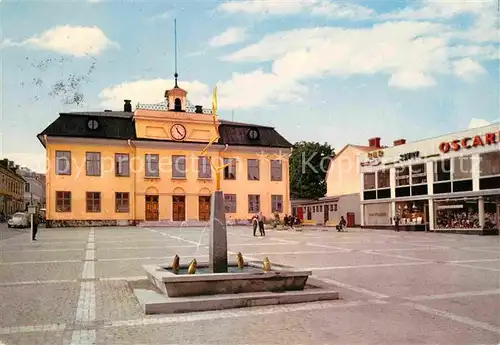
[164,74,187,112]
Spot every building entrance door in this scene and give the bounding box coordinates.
[199,196,210,221]
[323,205,329,224]
[145,195,159,221]
[296,207,303,221]
[172,196,186,221]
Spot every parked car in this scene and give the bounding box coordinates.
[7,212,30,228]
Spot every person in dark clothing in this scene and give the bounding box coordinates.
[32,213,39,240]
[336,216,347,232]
[394,215,400,232]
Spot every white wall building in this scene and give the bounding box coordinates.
[17,168,45,209]
[292,144,373,227]
[359,124,500,235]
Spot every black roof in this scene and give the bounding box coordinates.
[38,111,292,148]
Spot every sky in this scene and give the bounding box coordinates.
[1,0,499,173]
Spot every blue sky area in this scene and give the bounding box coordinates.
[1,0,498,172]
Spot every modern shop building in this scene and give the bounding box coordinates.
[360,124,500,235]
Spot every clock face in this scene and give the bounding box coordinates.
[171,124,187,140]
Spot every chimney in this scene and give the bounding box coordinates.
[124,99,132,112]
[393,138,406,146]
[195,105,203,114]
[368,137,381,148]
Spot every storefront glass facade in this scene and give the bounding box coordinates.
[396,200,427,225]
[435,199,480,229]
[363,203,392,226]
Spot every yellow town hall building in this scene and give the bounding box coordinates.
[38,81,292,227]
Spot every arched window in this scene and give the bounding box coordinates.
[174,98,182,111]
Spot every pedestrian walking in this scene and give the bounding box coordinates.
[258,212,265,236]
[394,215,400,232]
[32,212,39,241]
[252,214,258,236]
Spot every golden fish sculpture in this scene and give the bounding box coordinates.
[236,252,244,269]
[263,257,271,272]
[187,258,197,274]
[171,254,180,273]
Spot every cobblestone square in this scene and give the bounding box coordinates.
[1,224,499,344]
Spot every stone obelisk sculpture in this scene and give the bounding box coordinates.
[200,86,234,273]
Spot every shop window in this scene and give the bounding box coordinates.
[363,190,376,200]
[364,203,391,226]
[377,189,391,199]
[396,166,410,186]
[377,169,390,189]
[434,159,451,182]
[453,156,473,180]
[453,180,473,193]
[396,201,426,225]
[435,200,480,229]
[479,176,500,190]
[484,198,499,230]
[434,182,452,194]
[480,151,500,177]
[411,164,427,185]
[411,184,428,196]
[395,186,410,197]
[364,172,376,190]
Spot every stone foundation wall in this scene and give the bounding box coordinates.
[46,219,136,228]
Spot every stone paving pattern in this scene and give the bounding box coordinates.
[0,222,499,344]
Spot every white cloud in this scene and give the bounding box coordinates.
[468,118,491,129]
[222,22,455,90]
[385,0,498,43]
[2,25,116,57]
[217,0,374,19]
[98,79,211,110]
[209,27,248,47]
[388,71,436,89]
[217,70,307,109]
[453,58,486,80]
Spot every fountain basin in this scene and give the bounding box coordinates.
[144,261,312,298]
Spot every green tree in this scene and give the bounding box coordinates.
[289,141,334,199]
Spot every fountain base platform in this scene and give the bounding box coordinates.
[133,261,339,314]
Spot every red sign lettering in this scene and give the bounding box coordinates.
[439,131,499,154]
